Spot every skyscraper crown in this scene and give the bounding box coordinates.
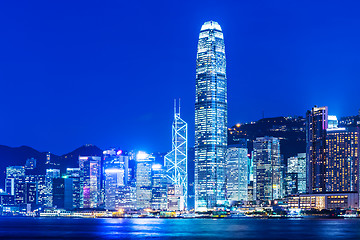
[201,21,222,31]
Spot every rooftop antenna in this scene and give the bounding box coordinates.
[174,99,177,116]
[178,98,181,116]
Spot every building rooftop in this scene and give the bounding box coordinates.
[201,21,222,31]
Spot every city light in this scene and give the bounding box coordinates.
[152,164,162,170]
[136,151,148,160]
[104,168,123,174]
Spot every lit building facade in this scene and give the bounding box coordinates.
[253,137,282,201]
[288,192,359,210]
[136,151,154,209]
[14,177,37,205]
[23,175,46,206]
[167,185,184,211]
[44,169,60,207]
[65,168,81,209]
[286,153,306,194]
[79,156,101,208]
[164,100,187,209]
[226,146,248,203]
[52,177,65,209]
[195,21,227,211]
[325,127,359,192]
[151,164,168,210]
[103,149,130,210]
[306,106,328,193]
[328,115,338,129]
[5,166,25,195]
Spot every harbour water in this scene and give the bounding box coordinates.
[0,217,359,239]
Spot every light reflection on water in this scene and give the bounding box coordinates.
[0,217,359,239]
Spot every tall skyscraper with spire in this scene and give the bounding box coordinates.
[164,99,188,209]
[195,21,227,211]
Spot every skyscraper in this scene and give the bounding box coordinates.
[151,164,168,210]
[195,21,227,211]
[286,153,306,194]
[5,166,25,195]
[326,127,359,192]
[253,137,282,201]
[306,106,328,193]
[136,151,154,209]
[226,146,248,203]
[65,168,81,209]
[44,169,60,207]
[164,99,187,209]
[103,149,130,210]
[79,156,101,208]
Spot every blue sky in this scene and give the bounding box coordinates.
[1,0,360,154]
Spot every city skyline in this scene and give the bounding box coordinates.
[2,1,360,155]
[2,2,360,239]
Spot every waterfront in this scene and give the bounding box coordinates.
[0,218,359,239]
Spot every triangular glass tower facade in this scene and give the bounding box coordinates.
[164,100,188,208]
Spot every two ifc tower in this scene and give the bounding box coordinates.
[165,21,227,211]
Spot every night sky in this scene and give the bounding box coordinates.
[1,1,360,155]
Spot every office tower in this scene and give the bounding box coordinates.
[288,156,298,173]
[226,145,248,203]
[253,137,282,201]
[65,168,81,209]
[6,166,25,178]
[51,176,76,210]
[104,169,122,210]
[195,21,227,211]
[117,185,136,210]
[187,147,195,210]
[167,185,185,211]
[326,127,359,192]
[14,177,37,205]
[0,193,14,205]
[284,173,298,196]
[306,106,328,193]
[5,166,25,195]
[164,100,188,208]
[247,152,255,202]
[328,115,338,129]
[297,153,307,193]
[52,178,65,208]
[44,169,60,207]
[24,175,46,206]
[103,149,132,210]
[136,151,154,209]
[79,156,101,208]
[286,153,306,194]
[103,149,130,210]
[103,149,130,185]
[151,164,168,210]
[46,169,60,179]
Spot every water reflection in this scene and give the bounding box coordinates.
[0,217,359,239]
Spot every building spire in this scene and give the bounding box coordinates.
[174,99,177,117]
[178,98,181,116]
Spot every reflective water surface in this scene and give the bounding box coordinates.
[0,217,359,239]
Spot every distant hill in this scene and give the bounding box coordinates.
[57,144,103,170]
[0,144,103,189]
[228,116,306,161]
